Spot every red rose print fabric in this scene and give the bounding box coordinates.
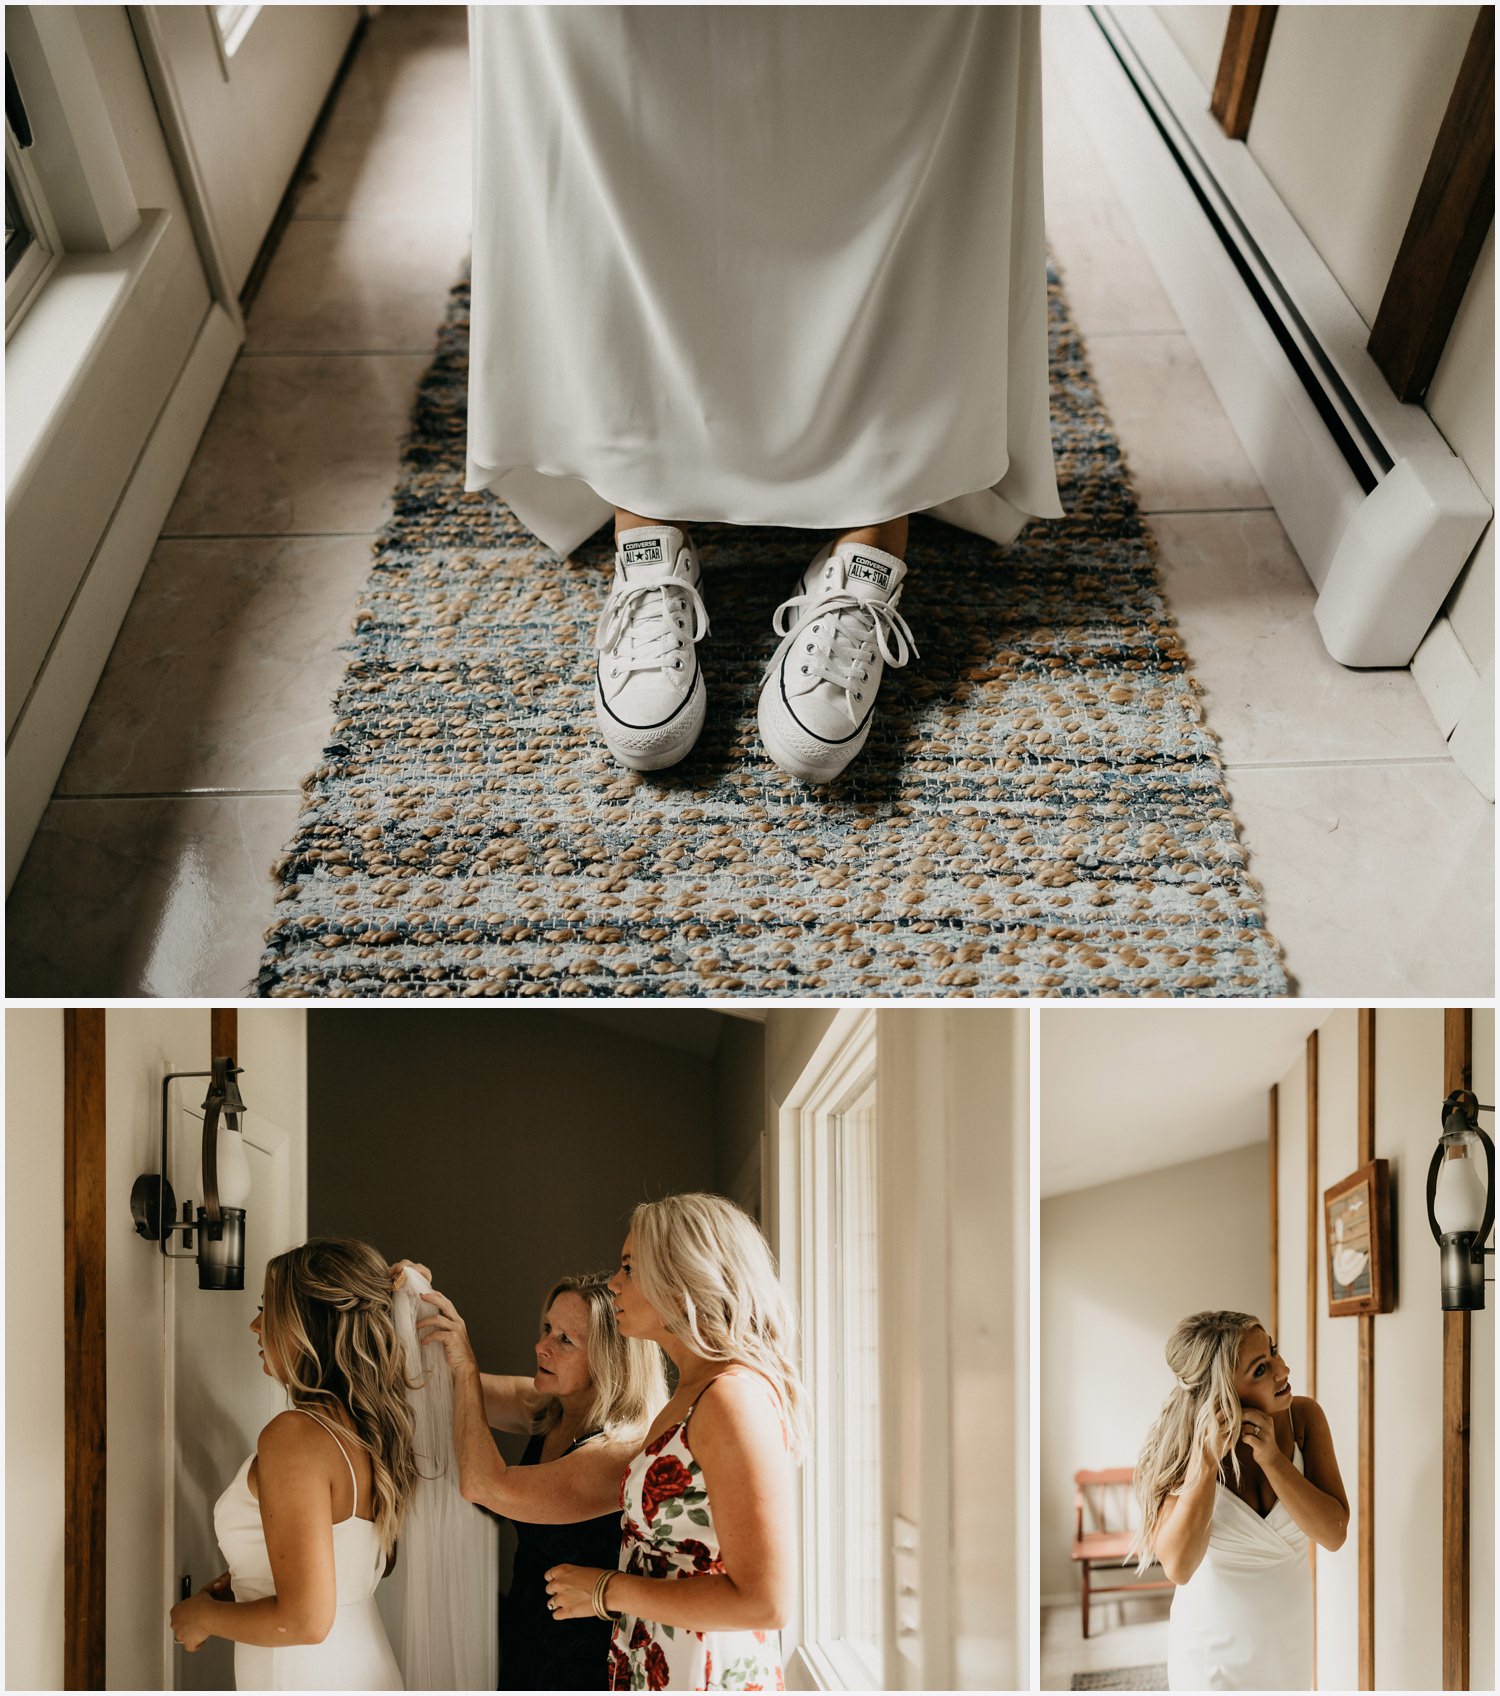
[610,1370,785,1691]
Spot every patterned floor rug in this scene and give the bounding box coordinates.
[1071,1665,1169,1690]
[255,265,1289,996]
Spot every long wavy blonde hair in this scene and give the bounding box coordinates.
[261,1237,419,1555]
[1133,1310,1262,1570]
[629,1193,809,1458]
[533,1273,668,1440]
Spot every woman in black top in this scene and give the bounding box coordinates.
[404,1268,668,1690]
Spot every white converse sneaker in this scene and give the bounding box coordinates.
[594,526,709,770]
[757,541,917,783]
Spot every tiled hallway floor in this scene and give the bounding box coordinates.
[6,8,1492,996]
[1040,1597,1170,1690]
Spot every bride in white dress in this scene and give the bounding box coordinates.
[169,1238,419,1689]
[1134,1311,1349,1691]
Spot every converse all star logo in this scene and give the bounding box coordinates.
[622,538,665,566]
[848,553,892,588]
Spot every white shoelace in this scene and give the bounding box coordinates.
[597,573,709,689]
[772,582,918,723]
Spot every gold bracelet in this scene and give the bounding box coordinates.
[592,1570,622,1622]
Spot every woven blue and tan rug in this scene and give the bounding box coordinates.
[254,265,1289,996]
[1071,1666,1169,1690]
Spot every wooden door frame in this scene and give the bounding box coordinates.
[64,1009,108,1690]
[63,1007,235,1689]
[1356,1010,1376,1690]
[1442,1007,1474,1691]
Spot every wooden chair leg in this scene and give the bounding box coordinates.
[1081,1560,1091,1639]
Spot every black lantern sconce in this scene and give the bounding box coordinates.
[1426,1089,1495,1311]
[131,1057,250,1290]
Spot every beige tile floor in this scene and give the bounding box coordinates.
[6,7,1492,997]
[1040,1595,1170,1690]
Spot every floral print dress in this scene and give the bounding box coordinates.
[609,1370,785,1692]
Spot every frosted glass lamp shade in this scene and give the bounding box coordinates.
[1433,1134,1488,1235]
[196,1124,252,1208]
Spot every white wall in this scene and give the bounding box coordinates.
[1275,1008,1496,1689]
[1039,1141,1270,1602]
[5,1009,66,1690]
[1148,3,1495,717]
[174,1011,309,1692]
[106,1007,210,1689]
[764,1008,1028,1691]
[1314,1011,1360,1693]
[1156,4,1229,94]
[0,1006,314,1693]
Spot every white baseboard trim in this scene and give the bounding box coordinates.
[5,300,243,890]
[1448,656,1496,802]
[1047,7,1490,670]
[1412,616,1480,740]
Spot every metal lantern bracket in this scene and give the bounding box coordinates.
[129,1059,244,1256]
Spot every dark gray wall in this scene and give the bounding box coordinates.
[307,1009,759,1449]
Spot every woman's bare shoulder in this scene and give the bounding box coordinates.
[1290,1395,1327,1437]
[258,1408,335,1460]
[689,1368,785,1441]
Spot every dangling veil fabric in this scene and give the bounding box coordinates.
[377,1267,499,1690]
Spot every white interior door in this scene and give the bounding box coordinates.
[134,5,360,294]
[166,1078,303,1691]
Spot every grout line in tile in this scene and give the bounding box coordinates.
[1138,505,1276,516]
[52,789,305,802]
[156,530,382,541]
[1222,755,1458,774]
[231,349,434,360]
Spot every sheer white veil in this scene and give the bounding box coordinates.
[377,1266,499,1690]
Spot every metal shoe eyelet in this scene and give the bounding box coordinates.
[800,664,809,674]
[674,659,683,670]
[806,642,815,652]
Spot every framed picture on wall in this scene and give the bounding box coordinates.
[1324,1159,1394,1316]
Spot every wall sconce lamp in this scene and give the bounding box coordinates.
[1427,1088,1495,1311]
[130,1057,250,1290]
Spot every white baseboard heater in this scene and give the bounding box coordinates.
[1049,6,1491,670]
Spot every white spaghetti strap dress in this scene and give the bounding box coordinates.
[1166,1442,1314,1691]
[213,1408,403,1690]
[464,5,1062,559]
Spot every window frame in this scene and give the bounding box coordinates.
[776,1008,884,1692]
[5,112,60,336]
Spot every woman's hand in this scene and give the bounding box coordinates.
[414,1287,479,1379]
[545,1563,609,1622]
[1239,1410,1281,1471]
[169,1579,228,1652]
[390,1258,432,1288]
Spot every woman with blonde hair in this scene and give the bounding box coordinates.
[410,1266,669,1688]
[543,1192,808,1692]
[1134,1310,1348,1691]
[169,1238,418,1688]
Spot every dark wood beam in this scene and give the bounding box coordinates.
[1357,1008,1376,1691]
[1442,1007,1473,1690]
[1306,1028,1319,1397]
[64,1010,107,1690]
[211,1006,238,1060]
[1369,8,1495,400]
[1306,1027,1319,1676]
[1212,7,1280,140]
[1268,1083,1279,1338]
